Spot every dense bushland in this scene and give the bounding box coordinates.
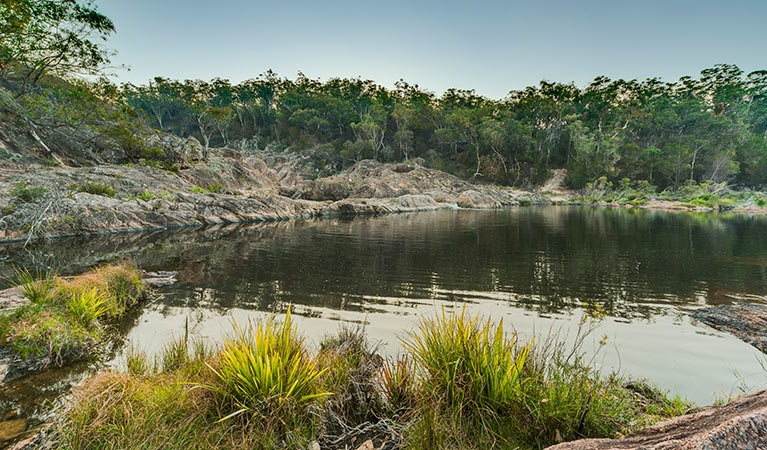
[2,3,766,191]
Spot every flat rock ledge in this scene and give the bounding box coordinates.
[547,389,767,449]
[689,303,767,354]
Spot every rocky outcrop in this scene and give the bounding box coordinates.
[547,390,767,449]
[143,133,203,168]
[0,154,541,243]
[457,189,503,208]
[690,303,767,354]
[298,160,506,204]
[320,194,448,216]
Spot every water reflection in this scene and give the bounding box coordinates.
[2,206,767,404]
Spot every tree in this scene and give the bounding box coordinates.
[0,0,115,86]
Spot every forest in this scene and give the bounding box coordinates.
[2,0,767,191]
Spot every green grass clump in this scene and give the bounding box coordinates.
[404,307,530,412]
[14,267,57,304]
[205,309,329,422]
[0,263,145,368]
[9,181,47,202]
[69,182,117,198]
[136,190,155,201]
[54,310,692,450]
[67,288,112,328]
[192,182,224,194]
[380,356,417,414]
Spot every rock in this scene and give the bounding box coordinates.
[0,419,26,444]
[457,189,502,208]
[356,440,376,450]
[393,164,414,173]
[9,435,37,450]
[144,133,203,168]
[142,271,178,287]
[308,441,321,450]
[320,194,445,216]
[689,303,767,353]
[0,287,28,310]
[546,389,767,449]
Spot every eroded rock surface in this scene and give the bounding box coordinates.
[690,303,767,354]
[0,155,541,243]
[547,390,767,449]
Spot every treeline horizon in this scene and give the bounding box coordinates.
[120,65,767,188]
[2,2,766,189]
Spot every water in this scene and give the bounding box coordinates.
[2,206,767,409]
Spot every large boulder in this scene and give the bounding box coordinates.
[546,390,767,450]
[143,133,203,168]
[457,189,502,208]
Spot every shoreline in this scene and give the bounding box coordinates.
[2,198,765,246]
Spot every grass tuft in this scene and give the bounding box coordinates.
[204,309,330,422]
[14,266,57,304]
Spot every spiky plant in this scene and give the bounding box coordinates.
[380,355,417,414]
[67,288,112,328]
[206,309,330,421]
[14,266,56,304]
[403,307,531,412]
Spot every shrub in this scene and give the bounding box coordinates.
[205,310,329,421]
[141,146,165,159]
[70,182,117,198]
[9,181,47,202]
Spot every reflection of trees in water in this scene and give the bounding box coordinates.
[3,208,767,320]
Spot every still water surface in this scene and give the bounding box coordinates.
[3,206,767,408]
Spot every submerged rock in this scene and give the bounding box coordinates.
[142,271,178,288]
[689,303,767,354]
[547,390,767,449]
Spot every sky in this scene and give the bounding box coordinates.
[96,0,767,99]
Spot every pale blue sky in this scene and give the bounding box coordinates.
[96,0,767,98]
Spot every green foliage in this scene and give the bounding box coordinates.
[67,288,112,328]
[14,266,56,303]
[380,356,417,414]
[134,190,154,201]
[69,181,117,197]
[9,181,47,202]
[204,310,329,421]
[404,307,530,413]
[0,0,115,82]
[141,146,165,159]
[0,263,144,368]
[191,183,223,194]
[55,313,692,450]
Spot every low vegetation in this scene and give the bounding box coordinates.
[67,182,117,198]
[570,178,766,211]
[0,264,145,370]
[9,182,47,203]
[53,308,691,449]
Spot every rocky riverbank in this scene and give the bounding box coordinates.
[0,150,542,243]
